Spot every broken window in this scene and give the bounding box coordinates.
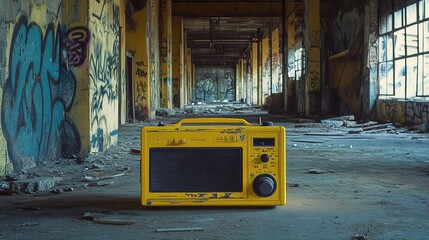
[378,0,429,99]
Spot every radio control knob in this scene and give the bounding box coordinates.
[253,174,276,197]
[261,154,270,163]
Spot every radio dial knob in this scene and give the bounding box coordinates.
[253,174,276,197]
[261,154,270,163]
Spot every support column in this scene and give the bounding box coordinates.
[172,16,182,108]
[363,0,379,120]
[160,0,172,109]
[304,0,321,117]
[283,0,295,112]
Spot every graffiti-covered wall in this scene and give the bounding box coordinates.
[0,0,80,174]
[376,100,429,125]
[194,67,236,102]
[88,0,120,153]
[0,0,124,175]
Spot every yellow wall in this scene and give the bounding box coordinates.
[127,9,149,120]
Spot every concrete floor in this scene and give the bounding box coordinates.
[0,112,428,240]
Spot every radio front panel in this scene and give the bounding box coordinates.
[140,118,286,206]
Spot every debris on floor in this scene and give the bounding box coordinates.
[155,227,204,233]
[307,169,335,174]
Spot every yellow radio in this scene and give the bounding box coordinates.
[140,118,286,206]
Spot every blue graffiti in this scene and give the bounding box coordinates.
[1,16,79,170]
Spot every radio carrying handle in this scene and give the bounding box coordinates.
[174,118,252,126]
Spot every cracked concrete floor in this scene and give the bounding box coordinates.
[0,113,428,240]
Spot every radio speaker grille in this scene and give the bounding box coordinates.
[149,148,243,192]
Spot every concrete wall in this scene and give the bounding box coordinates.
[0,0,124,175]
[147,0,160,118]
[194,66,236,102]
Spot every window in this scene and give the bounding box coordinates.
[378,0,429,99]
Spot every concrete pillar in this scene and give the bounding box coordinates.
[363,0,379,120]
[160,0,172,109]
[304,0,321,117]
[172,16,182,108]
[252,41,258,105]
[283,0,295,112]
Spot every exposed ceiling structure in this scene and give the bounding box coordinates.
[173,0,337,67]
[184,17,274,66]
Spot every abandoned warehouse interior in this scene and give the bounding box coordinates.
[0,0,428,239]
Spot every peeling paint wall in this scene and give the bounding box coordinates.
[194,67,236,102]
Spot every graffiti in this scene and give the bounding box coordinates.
[136,68,147,78]
[332,7,363,52]
[136,61,148,78]
[195,68,236,102]
[89,2,120,152]
[111,4,120,74]
[64,26,90,67]
[309,74,319,91]
[92,0,109,21]
[136,61,146,67]
[406,102,429,124]
[173,78,180,107]
[89,41,118,125]
[376,100,406,124]
[1,16,79,170]
[136,81,147,102]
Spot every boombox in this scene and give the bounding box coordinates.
[140,118,286,206]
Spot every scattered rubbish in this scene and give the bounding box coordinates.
[94,218,137,225]
[288,183,300,187]
[129,149,141,155]
[351,234,367,240]
[292,140,325,144]
[304,132,347,136]
[82,172,126,182]
[21,222,39,227]
[418,122,429,133]
[320,119,344,127]
[156,227,204,233]
[307,169,335,174]
[292,144,298,147]
[63,187,74,192]
[51,188,64,194]
[75,156,85,164]
[82,212,96,221]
